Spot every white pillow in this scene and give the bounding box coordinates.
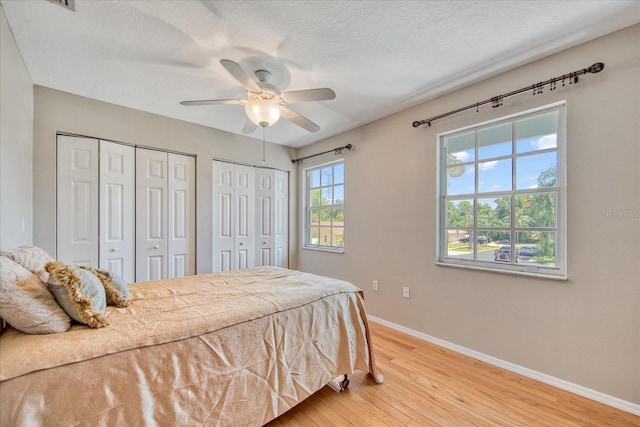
[0,246,55,283]
[0,256,70,334]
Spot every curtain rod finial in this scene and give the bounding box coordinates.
[589,62,604,73]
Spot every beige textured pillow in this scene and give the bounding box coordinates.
[0,256,71,334]
[0,246,55,283]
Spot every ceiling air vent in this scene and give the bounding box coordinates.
[46,0,75,11]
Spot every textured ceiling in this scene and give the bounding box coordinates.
[2,0,639,148]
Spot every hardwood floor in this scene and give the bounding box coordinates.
[267,322,639,426]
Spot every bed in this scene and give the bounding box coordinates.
[0,266,383,426]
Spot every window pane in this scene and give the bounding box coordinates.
[309,224,319,245]
[334,163,344,184]
[332,207,344,222]
[516,152,556,190]
[478,123,512,160]
[515,193,556,227]
[516,110,559,154]
[446,164,475,196]
[334,185,344,203]
[310,208,320,225]
[318,207,331,224]
[516,231,556,267]
[321,167,333,186]
[446,199,474,228]
[476,230,494,261]
[321,187,332,204]
[332,226,344,247]
[445,230,473,260]
[311,169,320,187]
[310,188,321,206]
[478,158,511,193]
[445,132,475,163]
[477,197,511,228]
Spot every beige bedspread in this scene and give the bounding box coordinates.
[0,267,382,426]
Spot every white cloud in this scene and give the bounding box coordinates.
[453,150,472,162]
[479,160,497,171]
[532,135,557,150]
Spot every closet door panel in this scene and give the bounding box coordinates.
[234,165,255,270]
[213,161,235,272]
[99,141,135,282]
[57,136,99,266]
[167,154,195,278]
[255,169,274,266]
[136,149,168,281]
[274,170,289,268]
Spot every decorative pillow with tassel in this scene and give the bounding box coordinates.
[44,261,108,328]
[78,266,130,307]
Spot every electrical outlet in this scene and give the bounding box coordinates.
[373,280,379,291]
[403,286,410,299]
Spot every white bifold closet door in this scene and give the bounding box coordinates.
[57,137,135,282]
[99,141,135,281]
[57,136,101,267]
[212,160,288,273]
[136,149,195,281]
[255,168,289,268]
[58,136,195,283]
[212,162,255,272]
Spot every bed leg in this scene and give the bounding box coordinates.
[328,374,350,393]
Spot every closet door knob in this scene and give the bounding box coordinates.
[239,242,245,245]
[109,248,117,252]
[152,244,160,250]
[262,241,268,245]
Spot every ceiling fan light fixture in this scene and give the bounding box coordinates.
[245,97,281,127]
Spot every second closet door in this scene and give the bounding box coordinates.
[99,141,135,282]
[136,149,196,281]
[136,149,168,281]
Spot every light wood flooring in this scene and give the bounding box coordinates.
[267,322,639,426]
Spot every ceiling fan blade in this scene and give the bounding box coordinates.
[220,59,261,92]
[281,107,320,133]
[180,99,243,106]
[242,118,258,134]
[280,88,336,104]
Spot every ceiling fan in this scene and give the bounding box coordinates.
[180,59,336,134]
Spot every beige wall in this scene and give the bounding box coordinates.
[32,86,299,273]
[297,25,640,404]
[0,6,33,250]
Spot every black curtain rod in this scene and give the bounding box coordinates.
[412,62,604,128]
[291,144,352,164]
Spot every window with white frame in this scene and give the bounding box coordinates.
[305,160,344,251]
[437,102,566,278]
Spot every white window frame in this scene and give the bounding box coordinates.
[436,102,567,279]
[303,160,345,253]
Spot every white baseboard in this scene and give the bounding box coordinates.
[368,315,640,416]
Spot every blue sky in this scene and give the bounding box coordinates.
[447,134,557,197]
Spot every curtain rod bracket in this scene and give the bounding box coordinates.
[412,62,604,128]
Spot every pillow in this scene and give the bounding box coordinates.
[1,246,55,283]
[45,261,108,328]
[78,266,130,307]
[0,256,71,334]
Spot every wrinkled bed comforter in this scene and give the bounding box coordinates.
[0,267,382,426]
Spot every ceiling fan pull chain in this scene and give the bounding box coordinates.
[262,126,266,164]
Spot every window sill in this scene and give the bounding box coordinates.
[436,261,568,281]
[302,246,344,254]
